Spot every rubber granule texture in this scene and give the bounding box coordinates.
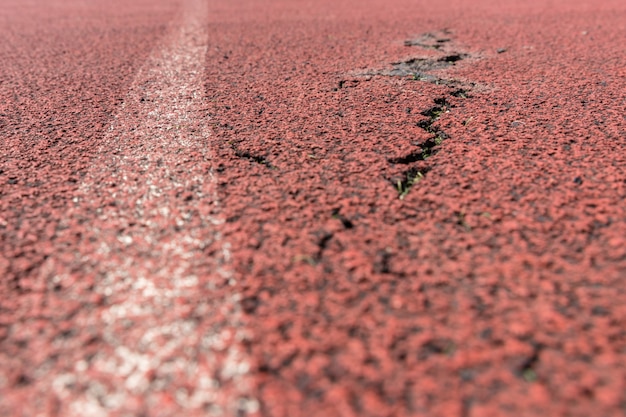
[1,0,625,416]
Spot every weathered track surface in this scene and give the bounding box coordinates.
[1,0,625,416]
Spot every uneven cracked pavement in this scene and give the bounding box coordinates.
[1,0,625,416]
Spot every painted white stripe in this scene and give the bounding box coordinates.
[48,0,257,415]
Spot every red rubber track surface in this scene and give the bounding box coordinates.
[1,0,626,416]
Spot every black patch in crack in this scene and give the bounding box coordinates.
[439,54,465,63]
[15,374,31,387]
[241,296,260,314]
[451,88,470,98]
[418,338,455,359]
[388,150,428,165]
[334,79,360,91]
[231,143,275,168]
[421,100,449,120]
[389,54,468,77]
[315,232,334,261]
[517,343,543,382]
[331,208,354,229]
[403,31,452,50]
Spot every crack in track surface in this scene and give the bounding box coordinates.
[345,31,477,198]
[0,0,257,415]
[352,30,477,89]
[385,34,475,198]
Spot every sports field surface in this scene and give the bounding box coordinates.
[1,0,625,415]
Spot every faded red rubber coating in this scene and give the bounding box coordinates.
[1,0,626,416]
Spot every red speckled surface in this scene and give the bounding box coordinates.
[1,0,625,416]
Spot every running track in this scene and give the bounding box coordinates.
[0,0,625,416]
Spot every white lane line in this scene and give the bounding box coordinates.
[47,0,257,415]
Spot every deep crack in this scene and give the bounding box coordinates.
[393,169,427,200]
[388,95,451,197]
[347,31,477,199]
